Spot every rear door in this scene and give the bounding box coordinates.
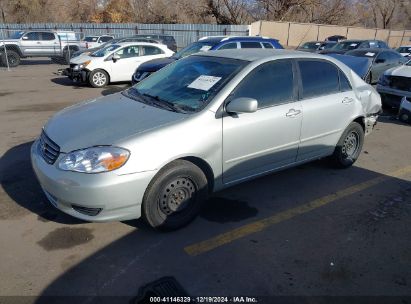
[39,32,57,56]
[222,59,302,184]
[296,59,357,161]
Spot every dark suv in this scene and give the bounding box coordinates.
[133,34,177,52]
[132,36,283,84]
[320,39,389,55]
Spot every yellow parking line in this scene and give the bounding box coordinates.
[184,166,411,256]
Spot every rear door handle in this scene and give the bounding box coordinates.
[342,97,354,104]
[286,109,301,117]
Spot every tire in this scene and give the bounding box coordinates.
[1,50,20,67]
[331,122,364,168]
[88,69,109,88]
[62,50,71,65]
[399,112,409,123]
[142,160,209,231]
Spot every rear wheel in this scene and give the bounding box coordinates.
[142,160,209,230]
[88,69,109,87]
[331,122,364,168]
[1,50,20,67]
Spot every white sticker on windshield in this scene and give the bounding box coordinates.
[315,43,321,45]
[199,45,212,51]
[365,52,375,56]
[350,43,358,47]
[188,75,222,91]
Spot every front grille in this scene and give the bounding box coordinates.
[38,130,60,164]
[72,205,102,216]
[70,63,77,69]
[388,76,411,91]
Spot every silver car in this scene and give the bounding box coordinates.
[31,50,381,230]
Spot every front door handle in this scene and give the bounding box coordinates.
[36,42,41,44]
[286,108,301,117]
[342,97,354,104]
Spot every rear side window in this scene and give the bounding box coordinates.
[262,42,274,49]
[218,42,237,50]
[142,46,164,55]
[231,60,294,108]
[41,32,55,40]
[339,70,352,91]
[240,41,262,49]
[298,60,339,99]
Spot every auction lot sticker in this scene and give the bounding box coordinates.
[188,75,222,91]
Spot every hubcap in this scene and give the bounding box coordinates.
[342,131,359,157]
[159,177,196,215]
[92,72,106,86]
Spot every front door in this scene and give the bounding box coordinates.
[20,32,41,56]
[222,60,302,184]
[109,45,143,82]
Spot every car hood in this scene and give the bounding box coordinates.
[44,92,187,152]
[70,55,94,64]
[384,65,411,77]
[326,54,373,80]
[137,57,177,72]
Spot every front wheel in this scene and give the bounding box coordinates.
[142,160,209,230]
[88,69,109,87]
[331,122,364,168]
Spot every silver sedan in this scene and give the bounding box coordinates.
[31,49,381,230]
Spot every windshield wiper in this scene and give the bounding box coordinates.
[142,93,190,113]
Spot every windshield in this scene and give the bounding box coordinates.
[91,44,120,57]
[406,59,411,66]
[397,47,411,53]
[299,42,321,50]
[11,31,25,39]
[172,41,218,59]
[333,41,361,51]
[124,55,247,113]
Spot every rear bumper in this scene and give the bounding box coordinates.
[31,139,157,222]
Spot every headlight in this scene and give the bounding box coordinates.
[378,74,389,86]
[58,146,130,173]
[79,60,91,69]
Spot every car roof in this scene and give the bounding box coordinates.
[196,49,329,62]
[113,41,165,47]
[348,48,388,53]
[199,36,278,43]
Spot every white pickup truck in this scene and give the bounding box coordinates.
[0,30,82,67]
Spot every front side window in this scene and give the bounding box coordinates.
[23,32,40,40]
[231,60,294,108]
[100,36,113,43]
[240,41,262,49]
[298,60,339,99]
[142,46,164,55]
[126,55,247,113]
[115,46,140,58]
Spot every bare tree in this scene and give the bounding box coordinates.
[203,0,253,24]
[366,0,404,29]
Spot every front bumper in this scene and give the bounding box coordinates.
[31,139,157,222]
[376,84,411,108]
[64,67,88,83]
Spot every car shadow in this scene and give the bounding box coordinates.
[31,164,411,301]
[50,77,89,89]
[0,141,84,224]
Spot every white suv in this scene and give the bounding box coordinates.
[67,42,174,87]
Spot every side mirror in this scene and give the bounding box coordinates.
[22,36,28,40]
[375,58,386,64]
[112,53,120,62]
[226,97,258,114]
